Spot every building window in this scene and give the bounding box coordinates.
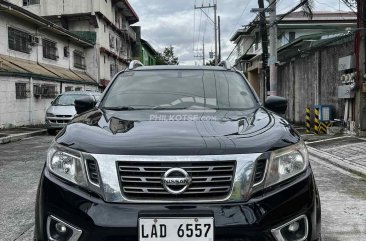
[75,87,82,91]
[15,83,28,99]
[43,39,58,60]
[23,0,40,6]
[8,27,30,53]
[74,51,86,69]
[109,34,115,48]
[110,63,117,78]
[41,85,57,98]
[289,32,296,43]
[65,86,73,92]
[104,24,106,33]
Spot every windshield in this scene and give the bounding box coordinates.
[101,70,258,110]
[53,94,89,106]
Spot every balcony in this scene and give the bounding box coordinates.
[121,23,136,42]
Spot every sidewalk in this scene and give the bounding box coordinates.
[0,127,47,144]
[304,134,366,178]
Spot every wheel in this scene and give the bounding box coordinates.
[47,129,57,135]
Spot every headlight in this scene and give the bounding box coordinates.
[265,141,309,188]
[46,113,55,117]
[47,143,88,187]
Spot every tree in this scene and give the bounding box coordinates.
[155,46,179,65]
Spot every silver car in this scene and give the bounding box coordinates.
[45,91,102,135]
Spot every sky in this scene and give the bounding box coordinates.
[129,0,353,65]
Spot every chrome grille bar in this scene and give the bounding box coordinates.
[117,161,236,201]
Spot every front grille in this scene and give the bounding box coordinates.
[253,159,267,184]
[117,161,236,200]
[86,158,100,186]
[49,119,70,124]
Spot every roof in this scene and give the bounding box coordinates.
[277,32,354,61]
[112,0,139,24]
[141,39,158,55]
[0,0,94,47]
[61,91,101,96]
[0,55,97,85]
[132,65,229,71]
[230,11,356,42]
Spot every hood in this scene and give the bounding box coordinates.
[56,108,300,155]
[47,105,77,116]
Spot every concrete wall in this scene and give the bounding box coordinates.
[277,40,353,124]
[0,76,98,128]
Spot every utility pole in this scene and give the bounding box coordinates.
[257,0,270,100]
[203,38,205,65]
[269,0,277,96]
[213,3,218,65]
[355,0,366,136]
[194,3,218,65]
[218,16,221,62]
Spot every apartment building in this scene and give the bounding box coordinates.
[0,0,99,128]
[8,0,140,87]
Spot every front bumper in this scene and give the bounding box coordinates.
[34,167,321,241]
[45,118,72,129]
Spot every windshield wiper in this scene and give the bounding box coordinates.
[102,106,136,111]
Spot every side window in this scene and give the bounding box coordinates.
[42,85,58,98]
[74,51,86,69]
[15,83,28,99]
[289,32,296,43]
[23,0,40,6]
[65,86,73,92]
[43,39,58,60]
[8,27,30,53]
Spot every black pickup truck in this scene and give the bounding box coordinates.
[34,61,321,241]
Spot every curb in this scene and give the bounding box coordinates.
[308,146,366,178]
[0,129,47,144]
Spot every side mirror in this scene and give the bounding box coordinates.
[75,96,95,114]
[51,100,54,105]
[264,96,288,114]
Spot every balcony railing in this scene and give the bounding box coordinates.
[121,23,136,42]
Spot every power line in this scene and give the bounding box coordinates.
[227,0,253,39]
[226,0,310,62]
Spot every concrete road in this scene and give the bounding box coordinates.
[311,156,366,240]
[0,135,51,241]
[0,136,366,241]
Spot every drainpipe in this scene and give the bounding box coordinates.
[29,77,33,125]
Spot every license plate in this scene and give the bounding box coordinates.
[139,217,214,241]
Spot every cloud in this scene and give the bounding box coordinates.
[129,0,353,65]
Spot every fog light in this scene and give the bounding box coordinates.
[271,215,308,241]
[47,215,82,241]
[55,222,67,233]
[288,221,300,232]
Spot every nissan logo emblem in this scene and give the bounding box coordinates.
[162,168,192,195]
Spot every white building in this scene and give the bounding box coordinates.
[8,0,141,88]
[0,0,98,128]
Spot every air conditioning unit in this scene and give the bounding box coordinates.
[29,35,40,46]
[64,46,70,57]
